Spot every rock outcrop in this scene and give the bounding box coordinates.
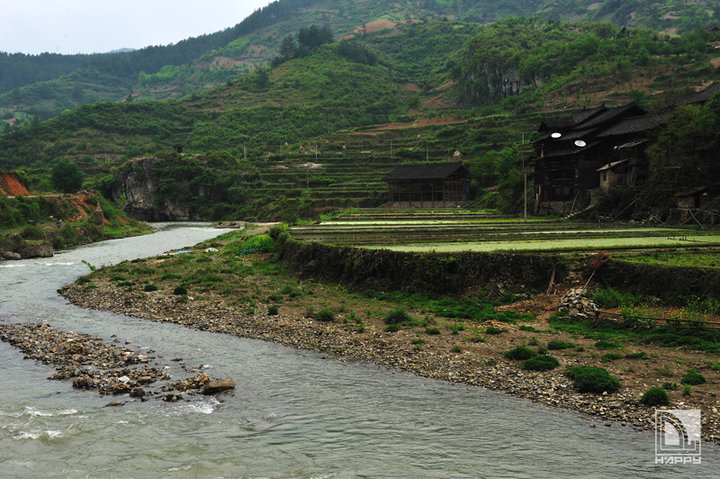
[17,242,54,259]
[111,157,198,221]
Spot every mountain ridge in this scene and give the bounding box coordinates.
[3,0,719,122]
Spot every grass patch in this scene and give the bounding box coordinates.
[681,369,707,385]
[601,352,623,363]
[547,339,575,350]
[315,308,335,322]
[549,315,720,354]
[589,288,642,309]
[565,366,620,394]
[485,326,507,335]
[594,339,622,350]
[640,387,670,407]
[504,345,537,360]
[359,290,534,324]
[522,354,559,371]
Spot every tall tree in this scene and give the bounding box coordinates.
[51,158,84,193]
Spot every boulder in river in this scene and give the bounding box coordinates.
[203,379,236,395]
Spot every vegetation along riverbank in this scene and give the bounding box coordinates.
[1,172,152,260]
[60,225,720,444]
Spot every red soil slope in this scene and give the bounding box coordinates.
[0,173,31,196]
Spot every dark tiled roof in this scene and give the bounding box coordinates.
[540,105,606,131]
[682,83,720,105]
[597,115,666,137]
[579,103,646,129]
[383,163,469,181]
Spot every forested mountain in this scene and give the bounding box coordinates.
[2,0,719,122]
[1,2,719,221]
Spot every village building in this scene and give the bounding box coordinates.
[531,102,657,215]
[532,83,720,217]
[383,162,471,208]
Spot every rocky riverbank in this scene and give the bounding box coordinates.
[0,322,235,404]
[59,278,720,444]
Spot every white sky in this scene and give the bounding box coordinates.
[0,0,275,55]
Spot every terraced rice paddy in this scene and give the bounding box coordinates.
[289,210,720,253]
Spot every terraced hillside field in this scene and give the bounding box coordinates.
[289,210,720,253]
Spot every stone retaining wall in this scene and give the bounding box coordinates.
[277,235,568,296]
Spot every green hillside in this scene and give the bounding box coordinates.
[2,0,719,123]
[1,13,719,222]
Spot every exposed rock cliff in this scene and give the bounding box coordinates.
[112,157,198,221]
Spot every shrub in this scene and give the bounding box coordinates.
[384,308,412,325]
[143,284,158,292]
[681,370,706,385]
[547,340,575,350]
[315,308,335,322]
[640,387,670,407]
[683,384,692,397]
[523,354,559,371]
[565,366,620,394]
[233,234,275,256]
[662,382,679,390]
[504,345,537,360]
[590,288,639,309]
[595,339,621,350]
[173,285,188,295]
[20,225,46,240]
[447,323,466,334]
[411,338,425,345]
[385,324,401,332]
[485,326,506,335]
[453,345,462,353]
[268,305,279,316]
[426,327,441,335]
[625,351,648,359]
[161,273,182,280]
[601,352,623,363]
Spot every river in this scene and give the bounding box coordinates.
[1,223,718,478]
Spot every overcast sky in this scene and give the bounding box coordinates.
[0,0,275,55]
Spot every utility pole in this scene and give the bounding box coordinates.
[390,140,393,158]
[523,156,528,222]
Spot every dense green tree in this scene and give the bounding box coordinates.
[51,158,84,193]
[279,35,297,60]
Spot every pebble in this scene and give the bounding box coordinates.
[58,279,720,444]
[0,322,235,404]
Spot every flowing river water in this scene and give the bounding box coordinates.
[1,223,718,478]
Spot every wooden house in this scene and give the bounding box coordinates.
[383,163,471,208]
[675,187,709,210]
[531,103,663,215]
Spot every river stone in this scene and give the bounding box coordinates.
[18,242,54,259]
[203,379,236,395]
[130,387,146,398]
[1,250,22,260]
